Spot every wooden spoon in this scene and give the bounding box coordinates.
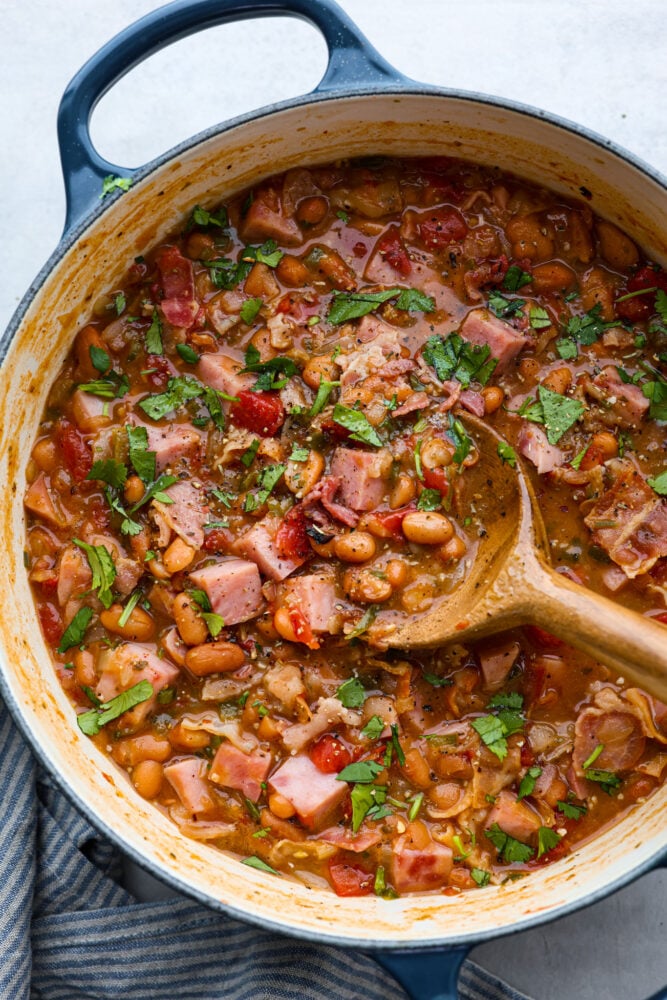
[388,414,667,703]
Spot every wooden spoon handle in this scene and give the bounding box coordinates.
[526,564,667,702]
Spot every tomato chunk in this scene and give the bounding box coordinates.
[376,225,411,276]
[418,206,467,249]
[230,390,285,436]
[328,860,373,897]
[56,419,92,482]
[309,734,352,774]
[276,504,310,560]
[38,603,62,645]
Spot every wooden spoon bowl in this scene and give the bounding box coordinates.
[388,414,667,703]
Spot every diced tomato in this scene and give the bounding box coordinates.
[653,612,667,626]
[156,245,195,300]
[615,265,667,322]
[38,603,62,645]
[328,860,373,897]
[38,576,58,595]
[376,225,411,276]
[230,390,285,436]
[418,206,468,249]
[275,293,318,322]
[520,741,536,768]
[276,505,310,560]
[422,466,450,493]
[524,626,563,649]
[320,420,352,443]
[202,529,231,554]
[370,503,417,539]
[285,607,319,650]
[579,442,606,472]
[144,354,173,390]
[55,419,92,482]
[309,734,352,774]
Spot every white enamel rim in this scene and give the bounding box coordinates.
[1,88,666,951]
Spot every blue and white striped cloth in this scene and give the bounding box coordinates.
[0,696,526,1000]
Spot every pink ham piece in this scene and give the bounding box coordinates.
[145,424,201,473]
[318,826,382,852]
[330,447,391,512]
[24,474,71,529]
[188,558,264,625]
[239,185,303,247]
[392,392,429,418]
[198,352,254,399]
[95,642,180,728]
[572,706,646,776]
[391,823,453,893]
[587,366,649,428]
[164,757,217,816]
[478,639,521,690]
[280,573,340,634]
[56,544,91,611]
[517,423,564,474]
[268,755,347,831]
[302,476,359,527]
[486,790,542,841]
[458,389,486,417]
[156,246,198,330]
[209,743,272,802]
[460,307,528,371]
[152,480,208,550]
[234,517,307,581]
[583,463,667,578]
[71,390,112,433]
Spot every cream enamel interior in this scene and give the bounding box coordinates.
[2,91,666,947]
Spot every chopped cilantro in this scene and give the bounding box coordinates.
[240,440,260,468]
[128,474,179,513]
[471,867,491,887]
[521,385,584,444]
[126,425,156,485]
[390,724,406,766]
[417,488,442,511]
[176,344,199,365]
[565,303,615,345]
[241,344,298,392]
[642,376,667,421]
[89,345,111,374]
[394,288,435,313]
[337,760,384,784]
[648,470,667,495]
[497,441,517,468]
[309,378,339,417]
[346,604,379,640]
[73,539,116,609]
[145,309,163,355]
[327,288,400,324]
[448,415,472,465]
[582,743,604,770]
[201,612,225,638]
[488,291,525,318]
[408,792,424,822]
[77,680,153,736]
[485,823,534,864]
[243,239,284,269]
[57,606,93,654]
[138,376,203,421]
[361,716,385,740]
[517,766,542,800]
[87,459,127,490]
[336,677,366,709]
[240,297,263,325]
[529,306,551,330]
[472,701,524,761]
[557,800,587,821]
[188,204,226,229]
[503,266,532,292]
[242,856,280,875]
[332,404,383,447]
[202,256,253,290]
[423,331,497,387]
[336,209,350,223]
[422,672,453,687]
[487,692,523,709]
[117,590,143,628]
[584,768,621,794]
[537,826,561,859]
[78,372,129,399]
[555,338,578,360]
[288,444,309,462]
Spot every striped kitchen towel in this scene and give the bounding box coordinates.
[0,696,525,1000]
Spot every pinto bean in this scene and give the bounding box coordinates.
[334,531,377,563]
[268,792,296,819]
[73,649,96,688]
[301,354,338,390]
[244,262,279,300]
[481,386,504,414]
[389,473,416,509]
[276,255,309,287]
[132,760,164,800]
[421,438,453,470]
[343,568,393,603]
[402,511,454,545]
[168,720,210,751]
[518,357,540,382]
[402,748,433,789]
[32,438,59,474]
[296,196,328,226]
[124,475,145,504]
[284,450,324,496]
[163,537,196,574]
[99,603,155,641]
[113,734,172,766]
[185,641,246,676]
[541,367,572,395]
[439,536,467,562]
[173,593,208,646]
[531,261,576,293]
[385,559,408,588]
[506,215,554,261]
[596,220,639,271]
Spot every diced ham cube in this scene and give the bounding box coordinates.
[24,474,71,529]
[281,573,340,633]
[71,389,112,432]
[188,558,264,625]
[57,544,91,609]
[239,185,303,247]
[588,366,649,428]
[209,743,272,802]
[164,757,217,816]
[330,447,392,512]
[458,388,486,416]
[478,639,521,690]
[486,790,542,842]
[268,755,347,831]
[318,826,383,852]
[460,307,528,371]
[95,642,180,728]
[517,423,564,474]
[145,424,201,472]
[234,517,306,581]
[198,352,254,399]
[153,480,208,549]
[391,821,453,893]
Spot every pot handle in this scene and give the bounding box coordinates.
[57,0,407,233]
[374,947,470,1000]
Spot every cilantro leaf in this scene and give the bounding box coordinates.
[565,303,615,345]
[77,679,153,736]
[417,488,442,511]
[472,714,508,760]
[202,256,253,290]
[126,425,156,484]
[537,385,584,444]
[87,459,127,489]
[488,291,525,318]
[471,868,491,887]
[655,289,667,325]
[139,376,203,420]
[517,766,542,800]
[240,297,263,325]
[584,768,621,794]
[73,539,116,609]
[422,672,453,687]
[555,338,578,360]
[243,463,285,512]
[487,692,524,709]
[243,239,284,269]
[337,760,384,784]
[241,345,298,392]
[497,441,517,468]
[394,288,435,313]
[240,440,260,468]
[529,306,551,330]
[289,444,309,462]
[503,266,532,292]
[537,826,561,859]
[188,204,227,229]
[241,856,280,875]
[336,677,366,709]
[327,288,400,324]
[361,716,385,740]
[448,415,472,465]
[129,474,179,513]
[557,800,587,820]
[309,378,339,417]
[423,332,497,387]
[350,783,389,832]
[332,404,383,447]
[89,345,111,374]
[57,606,93,654]
[176,344,199,365]
[390,724,406,766]
[642,377,667,421]
[648,470,667,495]
[485,823,535,864]
[201,612,225,638]
[78,372,129,399]
[145,310,163,355]
[346,605,379,640]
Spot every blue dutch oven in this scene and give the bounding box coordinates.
[1,2,666,998]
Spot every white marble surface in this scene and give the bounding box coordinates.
[2,1,667,997]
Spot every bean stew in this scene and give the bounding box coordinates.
[24,156,667,897]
